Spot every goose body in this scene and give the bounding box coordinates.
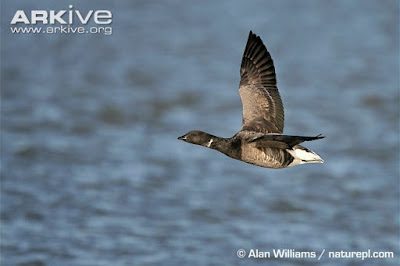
[178,31,324,169]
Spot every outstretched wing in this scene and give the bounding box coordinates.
[239,31,284,134]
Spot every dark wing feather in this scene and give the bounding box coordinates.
[247,134,325,148]
[239,31,284,134]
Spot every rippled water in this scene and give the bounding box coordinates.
[1,0,399,265]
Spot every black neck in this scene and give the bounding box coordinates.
[206,136,228,150]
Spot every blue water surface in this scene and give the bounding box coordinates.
[1,0,399,265]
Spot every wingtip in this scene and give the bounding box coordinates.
[249,30,257,38]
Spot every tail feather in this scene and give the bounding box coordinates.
[287,146,324,167]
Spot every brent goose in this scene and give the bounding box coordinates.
[178,31,324,169]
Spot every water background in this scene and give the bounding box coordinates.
[1,0,399,265]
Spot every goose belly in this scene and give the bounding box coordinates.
[240,146,291,169]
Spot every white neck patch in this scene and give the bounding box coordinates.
[206,138,214,148]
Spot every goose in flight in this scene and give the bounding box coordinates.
[178,31,324,169]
